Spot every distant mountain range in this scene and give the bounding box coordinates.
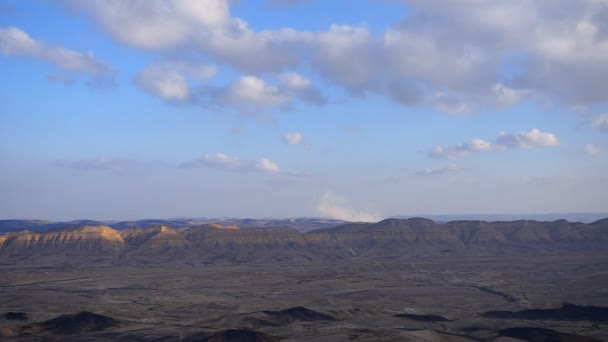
[394,212,608,223]
[1,213,606,234]
[0,218,348,234]
[1,218,606,264]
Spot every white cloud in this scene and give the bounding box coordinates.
[64,0,301,74]
[201,74,324,112]
[496,128,560,149]
[283,132,303,145]
[135,61,217,101]
[256,158,280,174]
[431,129,559,159]
[213,76,290,110]
[307,25,382,93]
[279,72,310,89]
[317,191,382,222]
[135,66,190,101]
[584,143,601,156]
[63,0,608,109]
[64,0,231,50]
[591,114,608,131]
[492,83,527,107]
[0,26,112,85]
[278,72,326,105]
[185,153,241,170]
[430,138,494,159]
[181,153,280,175]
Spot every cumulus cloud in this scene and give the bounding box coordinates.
[0,26,113,86]
[200,73,324,112]
[61,0,608,110]
[317,192,382,222]
[307,25,382,94]
[63,0,301,74]
[431,129,559,159]
[256,158,281,174]
[213,76,289,109]
[283,132,303,145]
[135,66,188,101]
[181,153,280,175]
[430,138,494,159]
[496,129,560,149]
[591,114,608,131]
[584,143,601,156]
[63,0,232,50]
[135,61,217,101]
[279,72,326,105]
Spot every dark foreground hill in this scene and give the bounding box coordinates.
[1,218,606,263]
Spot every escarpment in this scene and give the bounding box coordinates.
[0,218,606,262]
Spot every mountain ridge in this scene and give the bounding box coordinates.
[1,218,606,263]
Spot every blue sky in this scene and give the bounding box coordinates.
[0,0,607,221]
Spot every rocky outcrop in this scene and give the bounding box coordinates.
[0,226,124,255]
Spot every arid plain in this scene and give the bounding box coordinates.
[1,219,607,341]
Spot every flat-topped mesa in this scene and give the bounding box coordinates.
[0,226,125,254]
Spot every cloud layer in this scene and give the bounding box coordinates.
[431,129,559,159]
[61,0,608,112]
[180,153,280,175]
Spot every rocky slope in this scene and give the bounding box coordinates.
[0,218,606,262]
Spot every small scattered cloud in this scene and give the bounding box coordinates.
[256,158,280,174]
[584,143,601,156]
[415,164,461,176]
[430,138,494,159]
[591,114,608,131]
[430,129,559,159]
[317,191,382,222]
[283,132,303,145]
[180,152,280,175]
[0,26,114,86]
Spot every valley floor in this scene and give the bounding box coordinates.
[0,254,606,341]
